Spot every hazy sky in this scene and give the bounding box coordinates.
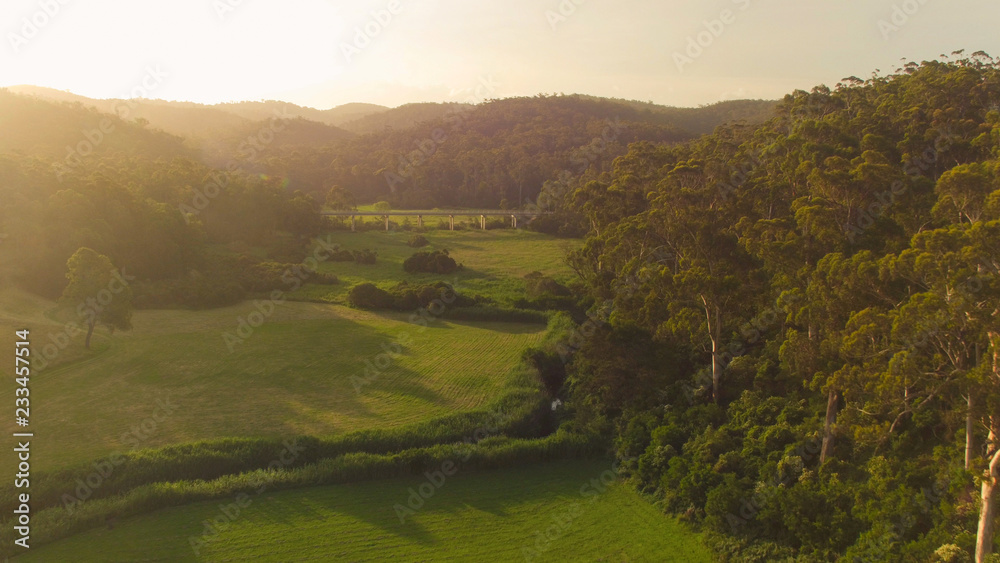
[2,0,997,109]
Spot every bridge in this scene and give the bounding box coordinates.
[320,210,548,231]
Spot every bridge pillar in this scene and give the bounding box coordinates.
[351,216,356,232]
[480,215,486,230]
[384,215,390,231]
[417,215,423,229]
[449,215,454,230]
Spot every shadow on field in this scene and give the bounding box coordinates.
[444,321,544,334]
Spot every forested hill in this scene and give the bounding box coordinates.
[6,86,368,141]
[0,90,190,162]
[337,102,472,134]
[254,95,778,208]
[571,95,777,136]
[560,54,1000,560]
[3,87,776,209]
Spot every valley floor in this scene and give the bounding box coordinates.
[14,461,711,562]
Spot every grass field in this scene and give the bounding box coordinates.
[14,461,712,562]
[0,231,709,562]
[0,292,546,473]
[294,229,580,306]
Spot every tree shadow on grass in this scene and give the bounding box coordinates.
[443,319,546,334]
[243,479,440,547]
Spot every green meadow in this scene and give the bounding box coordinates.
[293,228,580,306]
[0,230,709,561]
[0,296,545,473]
[14,461,712,562]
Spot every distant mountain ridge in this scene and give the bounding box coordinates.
[5,85,374,143]
[7,85,777,139]
[0,85,780,208]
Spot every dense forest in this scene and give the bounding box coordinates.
[10,55,1000,560]
[0,88,771,303]
[250,96,775,208]
[556,53,1000,561]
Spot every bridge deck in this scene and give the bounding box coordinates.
[320,210,545,216]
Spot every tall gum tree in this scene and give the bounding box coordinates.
[61,247,133,349]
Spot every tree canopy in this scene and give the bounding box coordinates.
[563,54,1000,561]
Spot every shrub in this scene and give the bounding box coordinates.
[329,249,356,262]
[403,249,459,274]
[353,248,378,264]
[523,347,568,398]
[513,272,577,313]
[265,237,308,263]
[245,261,338,291]
[393,281,476,310]
[408,234,430,248]
[526,212,588,237]
[348,281,477,311]
[347,282,393,309]
[524,272,572,298]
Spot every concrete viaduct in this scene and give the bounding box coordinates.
[320,210,548,231]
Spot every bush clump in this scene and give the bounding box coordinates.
[408,234,430,248]
[348,281,475,311]
[513,272,577,312]
[352,248,378,264]
[347,282,394,309]
[132,256,338,309]
[524,271,572,298]
[330,248,377,264]
[403,249,459,274]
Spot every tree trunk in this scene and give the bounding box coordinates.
[820,388,839,463]
[968,393,976,471]
[702,300,722,404]
[711,335,722,405]
[977,427,1000,563]
[977,334,1000,562]
[85,319,95,349]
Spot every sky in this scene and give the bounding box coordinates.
[1,0,997,110]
